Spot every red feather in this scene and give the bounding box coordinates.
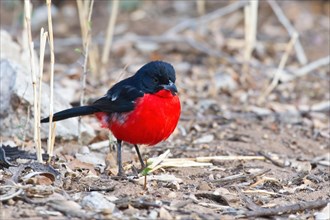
[95,89,180,146]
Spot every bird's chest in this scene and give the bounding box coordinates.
[105,92,181,145]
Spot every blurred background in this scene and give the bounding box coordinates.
[0,0,330,219]
[1,0,329,146]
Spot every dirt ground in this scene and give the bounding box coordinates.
[0,1,329,219]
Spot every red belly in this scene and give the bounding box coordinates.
[95,90,181,146]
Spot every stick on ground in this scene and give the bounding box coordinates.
[244,199,329,218]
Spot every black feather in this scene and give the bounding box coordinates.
[41,106,99,123]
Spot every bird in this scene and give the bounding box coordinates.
[41,61,181,176]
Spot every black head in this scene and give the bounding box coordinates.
[135,61,177,95]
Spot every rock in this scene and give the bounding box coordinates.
[75,152,106,167]
[79,146,90,154]
[148,210,158,219]
[193,134,214,144]
[0,30,95,143]
[0,61,16,117]
[81,192,116,212]
[197,182,211,191]
[168,192,177,198]
[159,207,173,220]
[315,203,330,220]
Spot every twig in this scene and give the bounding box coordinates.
[258,32,298,104]
[24,0,42,162]
[49,122,56,162]
[0,185,23,201]
[267,0,307,65]
[259,151,287,168]
[244,199,329,217]
[211,169,270,184]
[38,28,48,156]
[243,0,258,71]
[166,1,248,35]
[196,155,265,162]
[46,0,55,158]
[242,189,278,196]
[78,0,94,106]
[275,55,330,82]
[291,55,330,79]
[196,0,205,16]
[235,186,261,211]
[101,0,119,66]
[77,0,94,142]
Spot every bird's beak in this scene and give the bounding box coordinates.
[161,80,178,95]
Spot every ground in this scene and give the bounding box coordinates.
[0,1,329,219]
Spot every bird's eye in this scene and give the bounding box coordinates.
[153,78,159,83]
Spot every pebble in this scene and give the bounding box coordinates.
[193,134,214,144]
[81,192,116,212]
[148,210,158,219]
[197,182,211,191]
[168,192,177,198]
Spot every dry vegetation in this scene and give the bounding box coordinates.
[0,0,329,219]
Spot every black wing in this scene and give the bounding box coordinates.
[91,85,144,113]
[41,78,144,123]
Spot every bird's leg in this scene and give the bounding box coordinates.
[134,145,145,169]
[116,140,125,176]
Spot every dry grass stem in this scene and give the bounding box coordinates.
[24,0,42,162]
[38,28,48,152]
[242,189,278,195]
[196,0,205,16]
[48,122,56,161]
[267,0,307,65]
[243,0,258,72]
[77,0,94,107]
[77,0,98,74]
[258,32,298,104]
[166,1,248,35]
[76,0,94,143]
[101,0,119,67]
[46,0,56,157]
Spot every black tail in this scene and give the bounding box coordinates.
[41,106,99,123]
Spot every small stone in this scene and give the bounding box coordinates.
[315,203,330,220]
[81,192,116,212]
[208,174,215,181]
[168,192,177,198]
[193,134,214,144]
[197,182,211,191]
[124,205,139,216]
[148,210,158,219]
[7,199,15,206]
[159,207,173,220]
[79,146,90,154]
